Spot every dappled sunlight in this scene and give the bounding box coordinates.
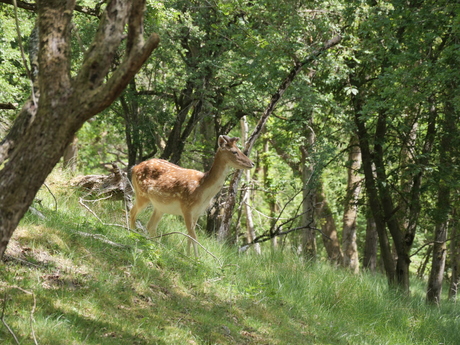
[2,180,460,344]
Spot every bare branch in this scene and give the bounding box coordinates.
[0,0,35,11]
[0,103,17,110]
[1,292,21,345]
[0,0,104,17]
[78,197,128,230]
[75,231,129,249]
[151,231,222,265]
[1,286,37,345]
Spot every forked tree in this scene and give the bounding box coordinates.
[0,0,160,260]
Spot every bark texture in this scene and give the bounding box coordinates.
[341,136,362,273]
[317,187,342,264]
[426,100,456,304]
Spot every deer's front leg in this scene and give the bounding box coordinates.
[146,209,164,237]
[183,213,199,257]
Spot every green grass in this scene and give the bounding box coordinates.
[1,173,460,344]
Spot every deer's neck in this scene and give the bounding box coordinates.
[199,150,230,199]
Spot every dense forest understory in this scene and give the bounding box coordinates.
[1,1,460,337]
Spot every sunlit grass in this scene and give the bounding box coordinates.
[1,170,460,344]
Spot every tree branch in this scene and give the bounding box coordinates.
[77,0,160,118]
[0,103,17,110]
[0,0,104,17]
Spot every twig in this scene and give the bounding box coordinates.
[79,197,220,264]
[2,292,20,345]
[410,234,460,258]
[1,286,38,345]
[151,231,222,265]
[42,182,58,211]
[78,197,128,230]
[239,225,331,252]
[2,255,42,268]
[74,231,129,249]
[80,195,113,203]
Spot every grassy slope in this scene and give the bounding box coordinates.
[1,173,459,345]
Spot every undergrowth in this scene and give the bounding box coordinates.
[1,171,459,344]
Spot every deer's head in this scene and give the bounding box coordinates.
[218,135,254,170]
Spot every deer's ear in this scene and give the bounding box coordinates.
[230,137,239,144]
[218,135,229,149]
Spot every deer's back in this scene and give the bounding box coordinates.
[132,159,204,203]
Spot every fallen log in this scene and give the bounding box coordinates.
[71,163,132,201]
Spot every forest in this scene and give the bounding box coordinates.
[0,0,459,314]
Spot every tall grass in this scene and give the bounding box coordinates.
[1,170,459,344]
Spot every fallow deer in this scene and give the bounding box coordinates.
[129,135,254,256]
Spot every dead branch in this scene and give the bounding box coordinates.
[0,103,17,110]
[239,224,330,253]
[410,234,460,258]
[0,0,104,17]
[151,231,222,265]
[1,286,38,345]
[42,182,57,211]
[78,197,128,230]
[75,231,129,249]
[1,292,20,345]
[72,163,133,201]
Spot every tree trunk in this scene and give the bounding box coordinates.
[121,80,151,177]
[316,186,342,264]
[300,123,317,259]
[261,138,279,250]
[426,100,456,304]
[426,190,450,304]
[240,117,260,254]
[341,135,362,273]
[363,212,378,272]
[417,246,432,279]
[449,212,460,300]
[373,111,411,292]
[0,0,159,260]
[353,99,396,285]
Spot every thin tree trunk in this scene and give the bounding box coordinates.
[316,186,342,264]
[426,190,450,304]
[426,100,456,304]
[241,117,260,254]
[261,138,279,250]
[353,99,395,285]
[300,122,317,259]
[373,111,411,292]
[342,135,362,273]
[417,246,433,279]
[449,212,460,300]
[363,212,378,272]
